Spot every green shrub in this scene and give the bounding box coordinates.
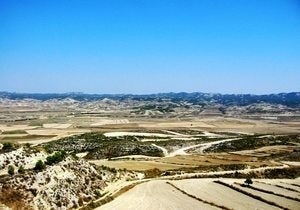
[2,142,14,152]
[244,178,253,186]
[8,165,15,175]
[18,165,25,174]
[34,160,46,171]
[45,151,67,165]
[144,168,161,178]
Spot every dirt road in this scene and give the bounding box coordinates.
[167,138,240,157]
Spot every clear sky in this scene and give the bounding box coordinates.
[0,0,299,94]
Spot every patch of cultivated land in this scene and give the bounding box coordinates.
[252,181,300,199]
[90,159,188,171]
[170,179,281,210]
[220,179,300,210]
[156,154,271,167]
[99,178,300,210]
[43,123,72,129]
[262,179,300,192]
[1,93,300,209]
[230,145,297,157]
[91,119,130,126]
[97,180,219,210]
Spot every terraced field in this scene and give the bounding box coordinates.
[97,180,219,210]
[98,178,300,210]
[218,179,300,210]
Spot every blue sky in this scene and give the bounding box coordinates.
[0,0,299,94]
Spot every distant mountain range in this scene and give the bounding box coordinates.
[0,91,299,107]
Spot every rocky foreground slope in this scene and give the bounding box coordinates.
[0,146,141,210]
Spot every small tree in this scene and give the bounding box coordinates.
[34,160,45,171]
[18,165,25,174]
[2,142,14,152]
[8,165,15,176]
[46,151,67,165]
[244,177,253,186]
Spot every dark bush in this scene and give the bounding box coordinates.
[45,151,67,165]
[8,165,15,176]
[2,142,16,153]
[34,160,46,171]
[18,165,25,174]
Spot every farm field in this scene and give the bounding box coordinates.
[0,93,299,209]
[219,179,300,210]
[97,180,219,210]
[98,178,300,210]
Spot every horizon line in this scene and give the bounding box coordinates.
[0,90,299,96]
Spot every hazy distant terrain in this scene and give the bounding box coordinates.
[1,91,300,106]
[0,92,299,209]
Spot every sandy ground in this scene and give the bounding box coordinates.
[98,178,300,210]
[170,179,280,210]
[91,119,129,126]
[76,152,88,158]
[0,125,39,132]
[23,128,90,144]
[261,179,300,192]
[0,203,10,210]
[138,121,216,128]
[43,123,72,129]
[161,130,188,136]
[280,161,300,166]
[167,138,240,157]
[97,180,219,210]
[252,181,300,199]
[136,117,300,134]
[103,132,173,138]
[221,179,300,210]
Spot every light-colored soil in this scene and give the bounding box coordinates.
[75,152,88,158]
[91,119,129,126]
[222,179,300,210]
[136,117,300,134]
[103,132,173,137]
[257,179,300,192]
[170,179,280,210]
[138,121,216,128]
[22,128,90,144]
[167,137,240,157]
[0,125,39,132]
[26,128,88,136]
[43,123,72,129]
[281,161,300,166]
[0,203,10,210]
[253,181,300,199]
[97,180,219,210]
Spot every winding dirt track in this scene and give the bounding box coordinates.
[167,138,240,157]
